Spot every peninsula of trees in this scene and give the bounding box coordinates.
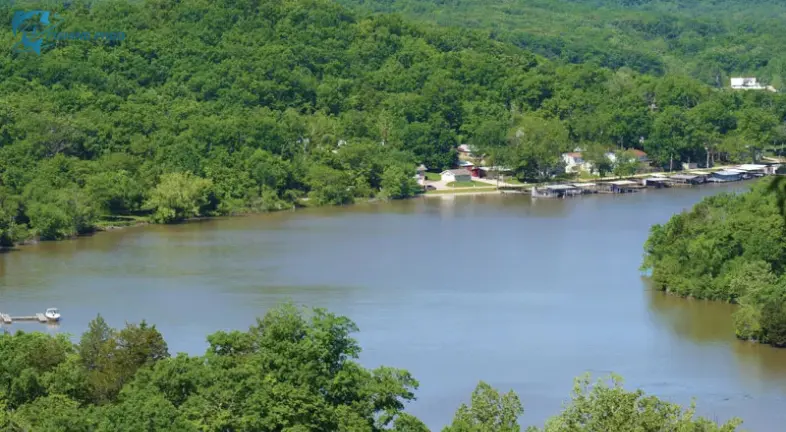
[642,178,786,347]
[0,305,743,431]
[3,0,786,247]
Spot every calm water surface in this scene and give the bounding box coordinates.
[2,182,786,431]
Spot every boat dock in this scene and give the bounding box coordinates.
[1,312,54,324]
[528,163,782,199]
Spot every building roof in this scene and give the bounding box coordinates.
[630,149,647,157]
[458,160,475,167]
[478,166,513,171]
[670,174,698,180]
[646,177,670,182]
[545,184,576,190]
[441,169,472,176]
[737,164,767,171]
[714,170,741,176]
[726,169,747,173]
[457,144,476,153]
[416,164,427,171]
[608,180,637,185]
[691,171,710,175]
[564,152,582,158]
[573,183,597,187]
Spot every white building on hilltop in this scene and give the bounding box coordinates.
[730,77,777,92]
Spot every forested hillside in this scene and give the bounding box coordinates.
[643,178,786,347]
[337,0,786,86]
[2,0,786,247]
[0,305,743,431]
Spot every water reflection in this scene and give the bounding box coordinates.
[647,285,786,383]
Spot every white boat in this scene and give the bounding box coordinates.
[44,308,61,322]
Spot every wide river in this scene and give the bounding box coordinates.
[2,182,786,430]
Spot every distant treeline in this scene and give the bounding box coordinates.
[3,0,786,247]
[643,178,786,347]
[337,0,786,87]
[0,305,743,431]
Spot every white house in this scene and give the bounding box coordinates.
[457,144,479,158]
[562,152,592,173]
[606,149,649,164]
[441,169,472,182]
[730,77,777,92]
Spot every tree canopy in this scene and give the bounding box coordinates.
[642,178,786,346]
[0,305,742,431]
[338,0,786,88]
[2,0,786,247]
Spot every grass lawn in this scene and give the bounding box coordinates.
[446,181,489,188]
[426,187,497,195]
[425,172,441,181]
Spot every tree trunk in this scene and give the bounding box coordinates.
[705,146,710,168]
[669,155,674,172]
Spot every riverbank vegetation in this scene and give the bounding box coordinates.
[642,178,786,347]
[0,305,742,431]
[3,0,786,247]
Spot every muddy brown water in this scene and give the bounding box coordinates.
[2,182,785,431]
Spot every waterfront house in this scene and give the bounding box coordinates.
[606,149,649,164]
[710,170,743,182]
[457,144,479,159]
[562,152,592,173]
[457,160,481,177]
[441,169,472,183]
[478,166,514,180]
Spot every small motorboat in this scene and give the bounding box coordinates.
[44,308,61,322]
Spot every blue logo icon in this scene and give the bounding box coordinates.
[11,10,125,56]
[12,10,64,55]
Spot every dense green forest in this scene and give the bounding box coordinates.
[3,0,786,247]
[337,0,786,87]
[0,304,743,431]
[642,178,786,347]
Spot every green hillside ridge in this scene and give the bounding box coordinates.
[2,0,786,248]
[337,0,786,87]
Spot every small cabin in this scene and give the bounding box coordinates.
[441,169,472,183]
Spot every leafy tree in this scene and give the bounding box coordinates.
[611,150,640,178]
[534,374,742,432]
[442,381,523,432]
[381,165,420,199]
[145,172,214,224]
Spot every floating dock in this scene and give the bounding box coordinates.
[0,312,54,324]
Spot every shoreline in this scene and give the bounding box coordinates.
[0,169,771,252]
